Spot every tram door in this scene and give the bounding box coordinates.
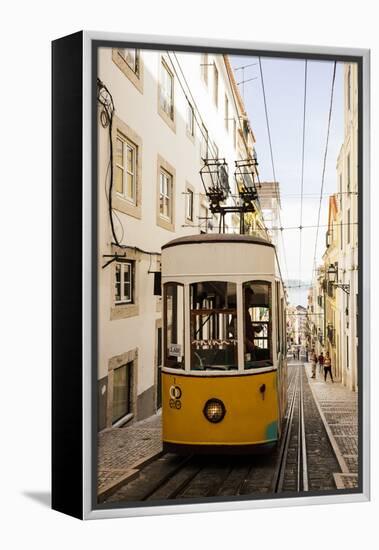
[156,326,162,409]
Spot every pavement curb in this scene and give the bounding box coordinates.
[98,449,164,503]
[304,365,350,475]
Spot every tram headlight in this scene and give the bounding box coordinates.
[203,398,226,423]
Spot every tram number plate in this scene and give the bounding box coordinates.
[169,385,182,409]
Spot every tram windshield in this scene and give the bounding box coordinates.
[164,283,185,369]
[243,281,272,368]
[190,281,238,371]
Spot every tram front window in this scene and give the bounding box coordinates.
[243,281,272,368]
[164,283,184,369]
[190,281,238,371]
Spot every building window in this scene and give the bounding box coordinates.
[117,48,139,75]
[213,64,219,107]
[111,117,142,219]
[225,94,229,131]
[340,221,343,250]
[112,363,132,424]
[233,119,237,149]
[157,156,175,231]
[115,261,134,304]
[339,173,343,209]
[201,53,208,85]
[186,101,195,137]
[186,187,194,221]
[115,133,137,204]
[112,48,143,93]
[160,60,174,120]
[159,169,173,221]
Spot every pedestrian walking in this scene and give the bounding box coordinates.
[310,348,317,378]
[318,351,325,374]
[292,346,296,360]
[324,351,334,382]
[297,347,300,360]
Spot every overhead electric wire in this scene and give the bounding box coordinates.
[258,57,290,286]
[310,61,337,281]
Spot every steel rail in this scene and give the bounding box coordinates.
[271,365,299,492]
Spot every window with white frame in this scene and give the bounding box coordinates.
[186,101,195,137]
[186,187,194,221]
[115,133,137,204]
[160,60,174,120]
[117,48,139,75]
[225,94,229,131]
[159,169,173,221]
[233,119,237,149]
[115,261,134,304]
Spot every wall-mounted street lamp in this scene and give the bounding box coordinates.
[327,264,350,294]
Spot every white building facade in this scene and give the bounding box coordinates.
[335,62,359,391]
[96,47,264,430]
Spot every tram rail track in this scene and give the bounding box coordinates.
[271,364,308,493]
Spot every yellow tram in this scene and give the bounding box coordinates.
[161,233,287,454]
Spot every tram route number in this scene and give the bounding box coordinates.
[169,385,182,410]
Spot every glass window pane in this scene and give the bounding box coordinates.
[159,195,164,215]
[190,282,237,371]
[115,166,123,194]
[244,281,272,369]
[125,49,136,69]
[115,264,121,302]
[126,145,133,171]
[116,138,123,166]
[164,284,184,369]
[126,173,134,200]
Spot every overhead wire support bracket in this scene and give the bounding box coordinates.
[102,252,126,269]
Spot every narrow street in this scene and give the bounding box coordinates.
[99,359,358,504]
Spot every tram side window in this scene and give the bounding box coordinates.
[243,281,272,368]
[164,283,185,369]
[190,281,238,371]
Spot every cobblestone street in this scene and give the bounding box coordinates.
[97,412,163,500]
[303,361,359,489]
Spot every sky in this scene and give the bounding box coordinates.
[231,55,344,307]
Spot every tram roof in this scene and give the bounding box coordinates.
[161,233,275,250]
